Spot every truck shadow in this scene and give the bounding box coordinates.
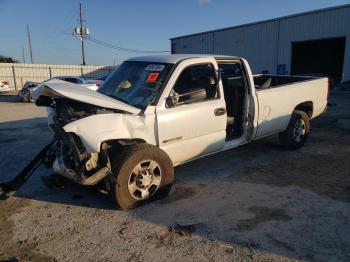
[0,94,19,103]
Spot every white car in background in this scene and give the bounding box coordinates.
[91,74,110,88]
[0,80,10,92]
[17,77,99,102]
[52,76,99,91]
[17,81,38,102]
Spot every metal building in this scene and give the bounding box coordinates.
[170,4,350,83]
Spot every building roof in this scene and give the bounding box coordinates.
[170,4,350,40]
[127,54,239,64]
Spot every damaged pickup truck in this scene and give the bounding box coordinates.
[30,54,328,210]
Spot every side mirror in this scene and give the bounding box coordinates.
[167,88,207,107]
[166,95,179,107]
[184,88,207,102]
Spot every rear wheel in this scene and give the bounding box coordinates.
[279,110,310,149]
[111,143,174,210]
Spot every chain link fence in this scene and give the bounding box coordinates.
[0,63,115,90]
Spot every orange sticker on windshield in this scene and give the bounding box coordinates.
[145,72,160,83]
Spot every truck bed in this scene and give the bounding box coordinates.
[253,74,328,138]
[253,74,317,90]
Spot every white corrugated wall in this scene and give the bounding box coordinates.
[0,63,115,90]
[212,21,279,74]
[171,5,350,81]
[173,32,214,54]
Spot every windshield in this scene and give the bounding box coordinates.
[98,61,173,108]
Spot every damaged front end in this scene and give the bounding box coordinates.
[29,79,150,188]
[1,79,153,199]
[43,98,119,186]
[31,79,140,186]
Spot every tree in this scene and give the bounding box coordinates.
[0,55,18,63]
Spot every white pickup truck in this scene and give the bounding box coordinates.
[33,54,328,210]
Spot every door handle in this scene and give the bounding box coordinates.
[214,107,226,116]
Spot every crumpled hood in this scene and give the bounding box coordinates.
[32,79,141,114]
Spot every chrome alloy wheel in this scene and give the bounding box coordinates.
[128,160,162,200]
[293,119,306,143]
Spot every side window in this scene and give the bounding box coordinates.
[170,63,218,105]
[219,63,245,88]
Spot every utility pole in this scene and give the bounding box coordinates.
[27,24,34,64]
[22,47,26,63]
[79,0,86,65]
[73,0,89,65]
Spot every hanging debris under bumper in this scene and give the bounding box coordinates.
[0,140,56,200]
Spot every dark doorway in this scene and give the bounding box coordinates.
[291,37,346,83]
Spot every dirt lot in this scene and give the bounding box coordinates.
[0,90,350,262]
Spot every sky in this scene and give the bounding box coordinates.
[0,0,349,65]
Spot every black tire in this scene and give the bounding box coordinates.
[279,110,310,149]
[111,143,174,210]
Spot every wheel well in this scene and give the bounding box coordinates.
[294,101,313,118]
[103,139,147,151]
[100,139,147,164]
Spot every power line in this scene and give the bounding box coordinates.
[71,1,169,57]
[60,4,80,35]
[86,36,170,54]
[61,11,80,35]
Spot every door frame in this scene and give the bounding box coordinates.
[155,57,227,165]
[156,57,225,110]
[216,58,258,146]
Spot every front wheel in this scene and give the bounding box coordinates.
[111,143,174,210]
[279,110,310,149]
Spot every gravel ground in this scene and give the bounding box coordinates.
[0,90,350,262]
